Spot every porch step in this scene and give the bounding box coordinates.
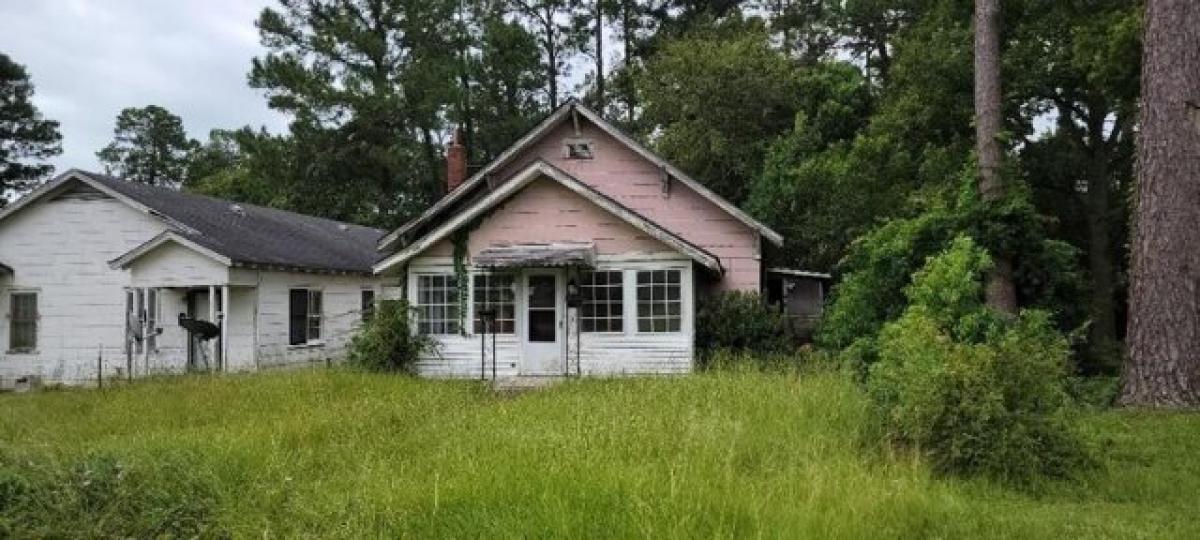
[490,376,565,393]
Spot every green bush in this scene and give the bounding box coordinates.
[696,291,794,368]
[0,451,223,537]
[817,177,1084,372]
[866,237,1089,483]
[347,299,434,373]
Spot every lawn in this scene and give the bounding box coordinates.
[0,369,1197,538]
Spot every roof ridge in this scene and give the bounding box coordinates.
[76,170,384,234]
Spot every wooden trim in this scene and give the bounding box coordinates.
[377,100,784,251]
[373,160,723,275]
[108,231,233,269]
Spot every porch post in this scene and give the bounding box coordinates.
[140,288,149,376]
[208,285,216,371]
[221,285,230,372]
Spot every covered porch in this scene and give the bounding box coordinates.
[405,242,698,379]
[110,232,257,376]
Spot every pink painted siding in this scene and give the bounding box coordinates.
[492,119,761,291]
[426,178,674,258]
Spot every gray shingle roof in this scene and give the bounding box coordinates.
[80,172,384,274]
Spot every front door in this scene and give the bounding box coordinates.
[522,270,564,375]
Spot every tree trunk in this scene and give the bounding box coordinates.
[1120,0,1200,408]
[974,0,1018,314]
[1084,106,1118,371]
[622,2,635,124]
[545,11,559,110]
[595,0,605,110]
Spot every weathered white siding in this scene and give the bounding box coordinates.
[250,271,382,368]
[0,183,385,387]
[128,243,229,287]
[0,191,168,386]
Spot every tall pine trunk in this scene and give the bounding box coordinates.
[1084,109,1119,369]
[974,0,1018,314]
[595,0,605,110]
[1120,0,1200,408]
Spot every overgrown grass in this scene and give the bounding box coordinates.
[0,369,1196,538]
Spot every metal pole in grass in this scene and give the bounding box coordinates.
[97,344,103,389]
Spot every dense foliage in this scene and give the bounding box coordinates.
[866,236,1089,483]
[346,300,433,373]
[695,291,794,366]
[818,177,1083,372]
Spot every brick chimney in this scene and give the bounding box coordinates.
[445,127,467,193]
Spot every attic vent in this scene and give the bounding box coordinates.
[563,138,593,160]
[230,204,245,216]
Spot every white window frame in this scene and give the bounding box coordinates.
[414,273,460,336]
[289,288,324,346]
[634,268,684,334]
[7,288,39,354]
[579,270,624,334]
[472,272,516,335]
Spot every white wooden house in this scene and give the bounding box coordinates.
[0,171,385,387]
[374,99,785,378]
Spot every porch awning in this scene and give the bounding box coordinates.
[474,242,596,269]
[0,261,11,274]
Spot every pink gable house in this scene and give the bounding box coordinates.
[374,100,783,377]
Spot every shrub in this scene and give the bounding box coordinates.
[866,237,1089,483]
[695,291,794,368]
[818,177,1085,372]
[347,299,434,373]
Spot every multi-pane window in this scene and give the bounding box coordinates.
[473,273,515,334]
[361,290,376,322]
[580,271,623,332]
[8,292,37,352]
[416,274,459,335]
[636,270,682,333]
[289,289,323,345]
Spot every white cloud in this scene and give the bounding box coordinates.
[0,0,289,174]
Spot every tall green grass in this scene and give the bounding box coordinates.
[1,369,1197,538]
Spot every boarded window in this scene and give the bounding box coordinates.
[473,273,515,334]
[289,289,322,345]
[636,270,682,333]
[580,271,623,333]
[9,292,37,352]
[416,274,459,335]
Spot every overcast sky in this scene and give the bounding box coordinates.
[0,0,290,174]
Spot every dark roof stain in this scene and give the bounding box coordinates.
[80,172,384,274]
